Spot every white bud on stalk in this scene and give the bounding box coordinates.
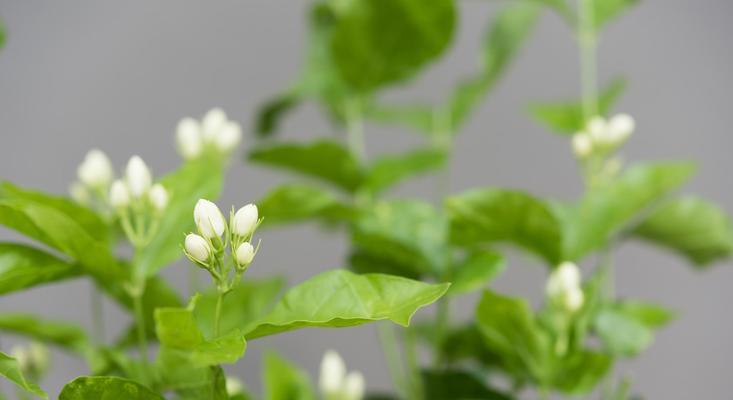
[319,350,346,396]
[77,149,114,189]
[70,182,90,205]
[176,118,203,159]
[214,121,242,152]
[235,242,255,267]
[343,371,365,400]
[109,180,130,209]
[149,184,169,212]
[194,199,226,239]
[607,113,635,144]
[232,204,258,238]
[586,116,608,144]
[564,286,585,313]
[225,377,244,396]
[546,261,584,312]
[185,233,211,264]
[125,156,152,198]
[571,134,593,158]
[202,108,227,141]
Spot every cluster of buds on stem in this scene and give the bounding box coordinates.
[11,342,50,381]
[183,199,261,293]
[545,261,585,314]
[319,350,365,400]
[176,108,242,160]
[70,149,115,210]
[571,114,634,183]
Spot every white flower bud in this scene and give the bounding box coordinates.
[607,113,635,144]
[225,377,244,396]
[194,199,226,239]
[343,371,365,400]
[571,133,593,158]
[77,149,113,189]
[214,121,242,152]
[125,156,152,198]
[319,350,346,396]
[184,233,211,264]
[232,203,258,238]
[202,108,227,141]
[176,118,203,160]
[586,116,608,144]
[564,286,585,313]
[235,242,255,267]
[546,262,584,313]
[69,182,91,205]
[149,183,169,212]
[109,180,130,209]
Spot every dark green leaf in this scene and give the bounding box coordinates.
[0,243,81,295]
[246,269,449,339]
[630,196,733,266]
[0,314,89,354]
[422,369,513,400]
[257,184,355,227]
[0,352,46,399]
[263,352,316,400]
[157,352,228,400]
[448,250,506,295]
[249,140,363,192]
[365,148,447,194]
[447,189,563,264]
[330,0,456,91]
[550,350,611,394]
[255,91,301,137]
[59,376,161,400]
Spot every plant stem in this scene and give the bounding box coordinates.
[378,323,408,399]
[189,266,201,296]
[432,296,450,367]
[90,285,105,344]
[404,328,424,400]
[578,0,598,121]
[214,290,225,337]
[132,279,148,365]
[345,97,366,164]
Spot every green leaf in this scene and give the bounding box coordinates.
[249,140,363,192]
[448,2,540,130]
[365,148,447,194]
[630,196,733,266]
[245,269,449,339]
[528,77,626,135]
[254,91,301,137]
[422,369,513,400]
[594,308,652,357]
[0,314,89,354]
[0,19,5,50]
[615,300,675,329]
[447,189,563,265]
[550,350,611,394]
[532,0,574,21]
[137,157,225,277]
[58,376,161,400]
[330,0,456,92]
[448,250,506,296]
[263,352,316,400]
[157,354,228,400]
[593,0,639,30]
[436,324,502,367]
[257,184,355,227]
[0,352,47,399]
[0,243,82,295]
[364,102,434,136]
[560,162,696,260]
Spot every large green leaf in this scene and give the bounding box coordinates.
[330,0,456,92]
[58,376,162,400]
[249,140,363,192]
[157,353,228,400]
[263,352,316,400]
[0,243,81,295]
[447,189,563,265]
[0,314,89,354]
[0,352,47,399]
[256,184,355,228]
[630,196,733,266]
[137,157,225,277]
[594,300,675,357]
[365,148,447,194]
[448,250,506,296]
[245,270,449,339]
[560,162,696,260]
[421,369,513,400]
[528,77,626,135]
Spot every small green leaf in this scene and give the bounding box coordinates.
[254,91,301,137]
[0,314,89,354]
[0,352,47,399]
[550,350,611,394]
[422,369,513,400]
[263,352,316,400]
[448,250,506,295]
[246,269,450,339]
[157,353,228,400]
[528,77,626,135]
[330,0,456,92]
[366,148,447,194]
[447,189,563,265]
[59,376,161,400]
[615,300,676,329]
[593,0,639,30]
[249,140,363,192]
[595,308,652,357]
[630,196,733,266]
[257,184,355,227]
[0,243,82,295]
[0,19,5,50]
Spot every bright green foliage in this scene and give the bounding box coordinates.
[263,352,316,400]
[0,19,5,50]
[0,243,81,295]
[330,0,456,92]
[631,196,733,266]
[0,314,89,354]
[256,183,354,227]
[365,148,447,194]
[0,352,47,398]
[58,376,162,400]
[245,269,450,339]
[447,250,505,296]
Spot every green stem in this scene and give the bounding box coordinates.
[433,296,450,367]
[214,291,225,337]
[378,323,408,399]
[404,328,424,400]
[345,97,365,164]
[132,279,148,365]
[189,266,201,296]
[91,285,105,344]
[578,0,598,121]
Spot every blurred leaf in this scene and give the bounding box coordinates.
[364,103,434,135]
[245,269,449,339]
[528,77,626,135]
[365,148,447,194]
[447,189,563,265]
[263,352,316,400]
[532,0,574,21]
[438,324,502,366]
[0,19,5,50]
[448,250,506,295]
[137,157,225,277]
[249,140,363,192]
[257,183,355,227]
[593,0,639,30]
[157,353,228,400]
[0,352,46,399]
[615,300,676,329]
[630,196,733,266]
[255,91,302,137]
[594,308,651,357]
[550,350,611,394]
[0,242,81,295]
[422,369,513,400]
[349,248,421,280]
[560,162,696,260]
[59,376,161,400]
[0,314,89,354]
[330,0,456,92]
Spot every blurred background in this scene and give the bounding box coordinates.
[1,1,731,398]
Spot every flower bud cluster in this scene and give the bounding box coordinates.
[176,108,242,160]
[11,342,50,380]
[571,114,635,159]
[545,261,585,314]
[319,350,365,400]
[183,199,261,293]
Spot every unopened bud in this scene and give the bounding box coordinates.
[214,121,242,152]
[194,199,226,239]
[109,180,130,209]
[319,350,346,396]
[77,149,113,189]
[184,233,211,264]
[546,261,584,313]
[235,242,255,267]
[232,203,258,238]
[202,108,227,141]
[149,184,169,212]
[343,371,365,400]
[176,118,203,160]
[572,133,593,158]
[125,156,152,198]
[607,113,635,144]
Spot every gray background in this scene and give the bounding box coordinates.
[1,1,732,399]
